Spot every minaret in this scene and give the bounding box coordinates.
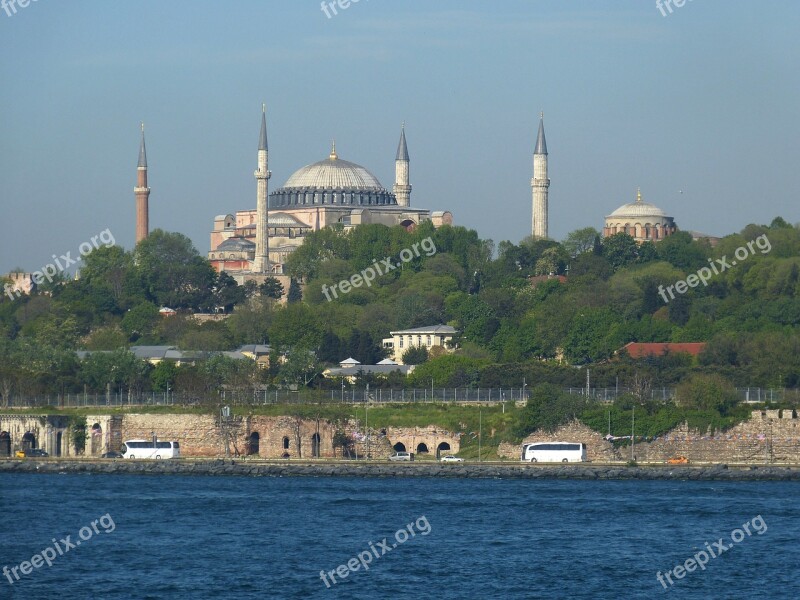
[252,104,271,273]
[531,113,550,238]
[134,123,151,244]
[393,124,411,207]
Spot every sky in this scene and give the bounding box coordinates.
[1,0,799,274]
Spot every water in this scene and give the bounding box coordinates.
[0,473,797,599]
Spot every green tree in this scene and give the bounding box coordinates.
[260,277,285,299]
[401,345,429,365]
[675,373,738,414]
[134,230,216,310]
[563,227,600,258]
[287,278,302,303]
[602,233,639,271]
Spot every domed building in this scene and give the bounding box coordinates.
[603,189,677,242]
[210,111,452,277]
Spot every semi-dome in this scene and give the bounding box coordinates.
[269,143,397,209]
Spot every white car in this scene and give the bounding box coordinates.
[389,452,413,462]
[440,455,464,463]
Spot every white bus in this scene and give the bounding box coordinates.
[521,442,586,463]
[121,439,181,460]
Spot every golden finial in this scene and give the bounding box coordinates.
[140,122,144,132]
[540,111,544,120]
[636,187,642,203]
[329,139,337,160]
[262,103,266,114]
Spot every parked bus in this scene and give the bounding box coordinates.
[121,439,181,460]
[521,442,586,463]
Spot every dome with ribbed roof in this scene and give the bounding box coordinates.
[603,188,677,243]
[269,143,397,209]
[607,189,667,219]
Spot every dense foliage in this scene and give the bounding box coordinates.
[2,218,800,409]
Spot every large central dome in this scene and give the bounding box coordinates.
[270,144,397,209]
[283,145,384,190]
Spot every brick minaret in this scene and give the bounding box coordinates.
[252,104,271,273]
[531,113,549,239]
[135,123,151,244]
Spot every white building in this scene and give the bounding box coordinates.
[382,325,457,364]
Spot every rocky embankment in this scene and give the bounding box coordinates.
[2,459,800,480]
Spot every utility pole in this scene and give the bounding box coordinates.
[478,408,482,463]
[631,405,635,462]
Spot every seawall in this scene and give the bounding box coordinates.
[2,459,800,481]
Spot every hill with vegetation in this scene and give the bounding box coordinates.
[2,219,799,434]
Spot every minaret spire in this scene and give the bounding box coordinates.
[393,123,411,207]
[531,113,550,238]
[258,104,268,151]
[135,122,151,244]
[252,105,272,274]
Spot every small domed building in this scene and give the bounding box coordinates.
[603,189,677,242]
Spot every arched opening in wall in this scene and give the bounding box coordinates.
[247,432,260,456]
[91,423,103,455]
[416,443,429,455]
[283,436,290,450]
[21,432,36,452]
[436,442,451,459]
[55,432,63,457]
[311,433,321,458]
[393,442,407,452]
[793,409,798,419]
[0,432,10,457]
[400,219,416,232]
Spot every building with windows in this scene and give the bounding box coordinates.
[603,188,678,243]
[382,325,457,364]
[209,110,453,278]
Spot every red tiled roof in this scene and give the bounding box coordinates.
[620,342,706,359]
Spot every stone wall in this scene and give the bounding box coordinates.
[501,410,800,464]
[117,413,338,459]
[0,415,73,457]
[384,426,461,457]
[631,410,800,463]
[498,421,620,462]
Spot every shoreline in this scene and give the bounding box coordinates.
[2,459,800,480]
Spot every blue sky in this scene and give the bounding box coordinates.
[1,0,798,273]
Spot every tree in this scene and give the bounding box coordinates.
[287,278,302,303]
[121,302,160,341]
[675,373,738,414]
[563,227,600,258]
[516,383,587,436]
[401,346,429,365]
[260,277,285,299]
[134,230,217,310]
[602,233,639,271]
